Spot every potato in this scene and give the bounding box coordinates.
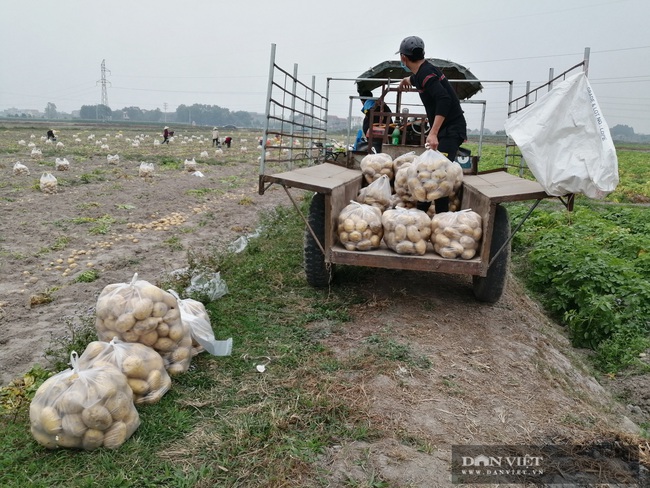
[122,329,140,342]
[82,429,105,450]
[131,298,153,321]
[122,356,147,379]
[133,317,160,334]
[82,341,106,361]
[127,378,149,396]
[39,406,63,435]
[58,389,86,415]
[461,249,477,259]
[414,239,428,255]
[81,404,113,431]
[139,330,159,347]
[139,284,163,303]
[114,313,136,333]
[171,346,190,363]
[31,426,58,449]
[105,391,132,421]
[167,323,186,343]
[396,241,415,254]
[161,290,178,309]
[167,363,187,376]
[151,301,168,318]
[55,432,82,449]
[348,231,362,243]
[162,307,180,323]
[153,337,175,352]
[103,421,127,449]
[62,413,87,438]
[156,322,170,337]
[147,369,162,391]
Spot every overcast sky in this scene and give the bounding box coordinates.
[1,0,649,134]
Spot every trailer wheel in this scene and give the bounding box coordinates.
[473,205,510,303]
[304,192,334,287]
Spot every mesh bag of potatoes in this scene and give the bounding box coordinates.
[393,162,417,208]
[355,174,392,212]
[337,201,383,251]
[184,158,198,172]
[39,172,58,194]
[406,149,463,203]
[382,207,432,255]
[95,273,193,376]
[78,338,172,405]
[360,151,393,184]
[13,161,30,176]
[431,209,483,259]
[168,290,233,357]
[138,162,154,177]
[392,151,418,172]
[29,352,140,450]
[55,157,70,171]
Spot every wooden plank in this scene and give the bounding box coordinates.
[464,172,550,202]
[261,163,362,194]
[329,244,483,275]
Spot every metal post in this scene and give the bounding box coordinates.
[548,68,554,92]
[260,43,276,177]
[583,47,590,77]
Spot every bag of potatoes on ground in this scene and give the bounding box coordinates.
[78,337,172,405]
[29,351,140,450]
[406,149,463,203]
[355,174,391,212]
[360,151,393,184]
[431,209,483,259]
[168,290,233,357]
[337,201,383,251]
[95,273,193,376]
[13,161,30,175]
[382,207,432,255]
[40,172,58,194]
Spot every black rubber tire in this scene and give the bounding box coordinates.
[472,205,510,303]
[304,193,334,287]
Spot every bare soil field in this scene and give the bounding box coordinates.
[1,122,648,486]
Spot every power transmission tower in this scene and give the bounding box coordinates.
[163,102,168,123]
[97,59,111,113]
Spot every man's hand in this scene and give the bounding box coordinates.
[425,132,439,150]
[398,76,412,91]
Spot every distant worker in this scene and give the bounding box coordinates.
[162,126,170,145]
[212,127,220,147]
[46,129,57,141]
[224,136,232,148]
[359,89,392,152]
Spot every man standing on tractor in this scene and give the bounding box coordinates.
[396,35,467,213]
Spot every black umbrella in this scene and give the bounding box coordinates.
[356,59,483,100]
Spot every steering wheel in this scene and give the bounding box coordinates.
[410,118,431,136]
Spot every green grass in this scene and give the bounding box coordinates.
[0,202,413,487]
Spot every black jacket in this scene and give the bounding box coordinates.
[410,61,466,139]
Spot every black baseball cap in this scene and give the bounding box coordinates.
[396,36,425,56]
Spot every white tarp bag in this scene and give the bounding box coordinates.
[504,72,618,199]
